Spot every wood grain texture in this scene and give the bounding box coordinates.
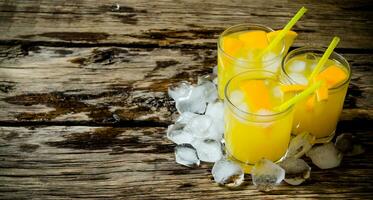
[0,45,371,126]
[0,0,372,49]
[0,126,372,199]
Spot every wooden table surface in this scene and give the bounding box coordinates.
[0,0,372,199]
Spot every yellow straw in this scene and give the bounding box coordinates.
[308,36,340,81]
[257,7,307,58]
[274,81,322,112]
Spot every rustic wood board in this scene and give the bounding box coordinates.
[0,126,372,199]
[0,0,372,49]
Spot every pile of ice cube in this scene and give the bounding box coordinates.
[166,67,364,191]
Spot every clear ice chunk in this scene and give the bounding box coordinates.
[212,159,244,187]
[176,112,199,124]
[192,139,223,162]
[229,90,245,105]
[251,158,285,192]
[279,158,311,186]
[288,60,306,72]
[286,132,316,159]
[272,86,283,100]
[306,142,343,169]
[198,81,218,103]
[213,65,218,76]
[288,72,308,85]
[205,101,225,134]
[168,81,193,101]
[263,52,281,73]
[335,133,365,156]
[184,115,213,139]
[167,123,194,145]
[175,85,207,114]
[175,144,200,167]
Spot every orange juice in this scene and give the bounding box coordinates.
[217,24,297,99]
[282,47,351,143]
[224,70,294,173]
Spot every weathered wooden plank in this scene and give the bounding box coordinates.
[0,126,372,199]
[0,45,371,125]
[0,0,372,49]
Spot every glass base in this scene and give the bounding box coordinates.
[314,131,336,144]
[226,150,287,174]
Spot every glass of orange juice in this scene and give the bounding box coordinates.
[217,24,290,99]
[224,70,294,173]
[282,47,351,143]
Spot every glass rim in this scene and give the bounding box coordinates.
[282,47,351,91]
[224,70,294,119]
[217,23,286,65]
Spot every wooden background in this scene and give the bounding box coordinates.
[0,0,372,199]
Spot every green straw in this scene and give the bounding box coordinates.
[308,36,340,81]
[257,7,307,58]
[274,81,322,112]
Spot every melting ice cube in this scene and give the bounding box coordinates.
[198,81,218,103]
[286,132,316,159]
[192,139,223,162]
[175,144,200,167]
[168,81,193,101]
[175,85,207,114]
[213,65,218,75]
[263,52,281,73]
[184,115,213,139]
[229,90,245,105]
[306,143,343,169]
[251,158,285,192]
[212,159,244,187]
[335,133,365,156]
[288,60,306,73]
[288,72,308,85]
[205,101,225,134]
[167,123,194,145]
[279,158,311,186]
[176,112,199,124]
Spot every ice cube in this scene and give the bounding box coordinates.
[184,115,213,139]
[229,90,245,105]
[176,112,199,124]
[168,81,193,101]
[175,144,200,167]
[205,101,225,134]
[286,132,316,159]
[212,159,244,187]
[335,133,365,156]
[213,65,218,75]
[272,86,283,99]
[288,72,308,85]
[205,101,224,121]
[288,60,306,72]
[198,74,215,85]
[263,52,281,73]
[192,139,223,162]
[198,81,218,103]
[251,158,285,192]
[167,123,194,145]
[176,85,207,114]
[279,158,311,186]
[306,143,343,169]
[213,77,218,86]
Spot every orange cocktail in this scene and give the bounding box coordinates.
[282,47,351,142]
